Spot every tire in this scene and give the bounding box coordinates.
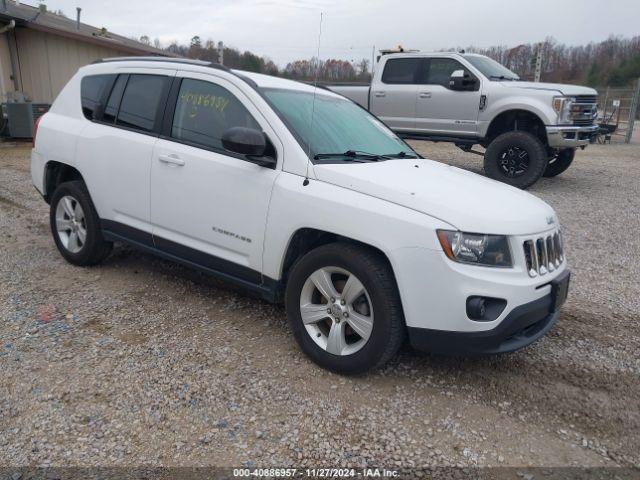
[484,131,549,189]
[285,242,405,375]
[543,148,575,177]
[49,180,112,266]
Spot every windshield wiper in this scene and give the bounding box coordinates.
[384,151,419,159]
[313,150,389,162]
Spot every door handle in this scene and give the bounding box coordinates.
[374,91,386,98]
[158,154,185,166]
[419,92,432,98]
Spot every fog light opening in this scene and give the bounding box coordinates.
[466,296,507,322]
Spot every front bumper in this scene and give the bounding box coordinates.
[408,289,561,354]
[407,268,570,355]
[546,124,599,148]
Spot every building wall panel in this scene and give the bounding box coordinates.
[13,28,129,103]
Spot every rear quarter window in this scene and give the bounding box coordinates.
[80,74,115,120]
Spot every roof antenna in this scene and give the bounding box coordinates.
[303,11,323,187]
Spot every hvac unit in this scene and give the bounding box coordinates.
[4,102,51,138]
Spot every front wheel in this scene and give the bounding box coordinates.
[484,131,549,189]
[543,148,575,177]
[285,243,405,375]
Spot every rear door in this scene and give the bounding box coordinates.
[76,69,173,236]
[414,57,481,136]
[150,72,281,282]
[370,57,424,131]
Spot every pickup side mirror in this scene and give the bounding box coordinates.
[221,127,276,168]
[449,69,478,91]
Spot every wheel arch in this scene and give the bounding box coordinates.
[43,161,85,203]
[485,109,548,147]
[277,227,399,302]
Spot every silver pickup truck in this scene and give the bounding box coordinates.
[328,52,599,189]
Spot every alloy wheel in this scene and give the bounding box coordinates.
[299,266,374,356]
[499,146,530,178]
[55,195,87,254]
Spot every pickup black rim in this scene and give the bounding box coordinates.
[499,147,530,178]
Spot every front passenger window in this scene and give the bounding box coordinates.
[171,79,261,151]
[425,58,471,88]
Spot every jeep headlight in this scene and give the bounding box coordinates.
[553,96,575,124]
[437,230,513,267]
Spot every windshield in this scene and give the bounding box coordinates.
[261,88,416,163]
[464,55,520,81]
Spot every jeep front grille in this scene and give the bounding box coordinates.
[523,231,564,277]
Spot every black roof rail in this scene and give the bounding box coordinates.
[91,56,232,72]
[90,56,268,93]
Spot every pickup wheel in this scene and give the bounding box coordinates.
[484,131,549,189]
[543,148,575,177]
[285,242,405,375]
[50,180,112,266]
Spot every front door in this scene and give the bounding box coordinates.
[415,57,482,136]
[150,72,281,284]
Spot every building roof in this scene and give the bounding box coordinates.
[0,0,173,57]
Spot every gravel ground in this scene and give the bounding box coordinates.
[0,141,639,470]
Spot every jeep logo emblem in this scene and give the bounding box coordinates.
[546,216,555,225]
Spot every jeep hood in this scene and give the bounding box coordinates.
[314,159,557,235]
[499,81,597,96]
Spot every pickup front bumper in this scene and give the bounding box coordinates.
[546,124,599,148]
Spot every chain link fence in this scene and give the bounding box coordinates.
[596,78,640,143]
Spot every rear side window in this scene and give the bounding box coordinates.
[381,58,423,84]
[80,74,114,120]
[115,75,169,133]
[171,78,260,151]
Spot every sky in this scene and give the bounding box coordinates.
[36,0,640,66]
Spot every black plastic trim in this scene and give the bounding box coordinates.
[92,57,231,72]
[407,286,567,355]
[101,220,279,302]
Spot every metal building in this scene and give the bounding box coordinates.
[0,0,170,104]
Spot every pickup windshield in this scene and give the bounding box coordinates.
[261,88,416,163]
[463,55,520,81]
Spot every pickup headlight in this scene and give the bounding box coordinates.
[552,96,575,124]
[437,230,513,267]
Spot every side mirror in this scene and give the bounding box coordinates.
[449,69,478,91]
[221,127,276,168]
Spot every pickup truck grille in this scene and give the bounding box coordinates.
[523,231,564,278]
[574,95,597,104]
[571,95,598,126]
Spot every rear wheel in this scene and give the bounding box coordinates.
[285,243,405,375]
[543,148,575,177]
[484,131,548,189]
[50,181,112,266]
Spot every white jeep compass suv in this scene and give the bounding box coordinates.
[31,57,570,374]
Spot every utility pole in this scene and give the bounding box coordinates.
[217,41,224,65]
[534,43,543,82]
[626,77,640,144]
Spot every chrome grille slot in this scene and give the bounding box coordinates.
[524,230,564,277]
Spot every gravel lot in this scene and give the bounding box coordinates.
[1,140,639,470]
